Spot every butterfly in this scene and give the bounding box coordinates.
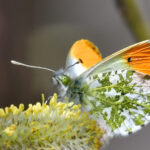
[11,39,150,137]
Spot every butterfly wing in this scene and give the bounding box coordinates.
[80,40,150,79]
[77,40,150,136]
[65,39,102,79]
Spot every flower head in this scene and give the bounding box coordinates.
[0,93,103,150]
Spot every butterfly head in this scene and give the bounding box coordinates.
[52,69,71,87]
[10,39,102,97]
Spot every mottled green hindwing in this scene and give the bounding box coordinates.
[81,70,150,136]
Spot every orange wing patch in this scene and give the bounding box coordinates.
[70,39,102,69]
[124,40,150,75]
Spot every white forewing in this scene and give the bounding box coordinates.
[65,54,87,79]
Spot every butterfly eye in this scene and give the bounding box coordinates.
[61,75,71,86]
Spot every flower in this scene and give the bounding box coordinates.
[0,93,103,150]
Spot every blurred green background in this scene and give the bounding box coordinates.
[0,1,150,150]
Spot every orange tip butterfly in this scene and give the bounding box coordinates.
[11,39,150,137]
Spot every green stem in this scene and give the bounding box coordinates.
[116,0,150,41]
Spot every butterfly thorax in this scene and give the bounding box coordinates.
[52,68,85,104]
[66,78,85,104]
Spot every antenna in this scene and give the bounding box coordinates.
[11,60,55,73]
[65,60,81,71]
